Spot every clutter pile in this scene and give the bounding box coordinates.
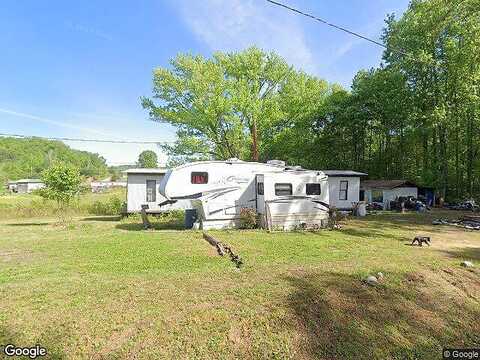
[390,196,429,212]
[366,202,383,211]
[444,199,479,212]
[433,215,480,230]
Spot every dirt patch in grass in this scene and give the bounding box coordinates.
[95,320,152,358]
[0,249,37,263]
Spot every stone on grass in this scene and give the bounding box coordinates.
[460,261,474,268]
[365,275,378,286]
[377,272,384,280]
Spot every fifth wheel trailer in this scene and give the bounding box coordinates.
[159,160,330,230]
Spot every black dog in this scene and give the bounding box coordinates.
[411,236,431,246]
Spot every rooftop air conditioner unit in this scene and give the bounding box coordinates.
[266,160,286,167]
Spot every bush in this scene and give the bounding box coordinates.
[88,195,125,215]
[239,207,258,229]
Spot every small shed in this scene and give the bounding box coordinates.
[15,179,45,194]
[322,170,367,210]
[124,168,191,213]
[361,180,418,209]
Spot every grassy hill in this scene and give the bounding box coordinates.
[0,137,109,183]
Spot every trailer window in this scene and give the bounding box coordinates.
[306,183,321,195]
[257,182,264,195]
[146,180,156,202]
[275,183,292,196]
[339,180,348,200]
[191,172,208,184]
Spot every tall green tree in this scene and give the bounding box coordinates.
[137,150,158,168]
[382,0,480,198]
[142,47,331,163]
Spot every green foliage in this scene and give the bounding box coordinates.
[89,195,125,216]
[39,163,82,224]
[142,47,332,163]
[0,137,108,184]
[239,207,258,229]
[137,150,158,168]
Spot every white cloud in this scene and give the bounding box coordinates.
[175,0,316,73]
[65,21,113,41]
[0,107,116,138]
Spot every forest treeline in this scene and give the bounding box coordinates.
[143,0,479,201]
[0,137,109,183]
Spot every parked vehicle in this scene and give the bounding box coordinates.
[159,159,330,230]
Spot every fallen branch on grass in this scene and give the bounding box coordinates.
[203,232,243,268]
[203,232,225,256]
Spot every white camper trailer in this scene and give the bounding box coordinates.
[159,160,330,230]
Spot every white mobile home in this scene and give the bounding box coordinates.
[125,168,191,213]
[361,180,418,209]
[322,170,367,210]
[15,179,45,194]
[159,160,330,230]
[7,181,17,192]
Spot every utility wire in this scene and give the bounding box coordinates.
[0,133,174,144]
[265,0,408,56]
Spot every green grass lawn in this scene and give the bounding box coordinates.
[0,210,479,359]
[0,188,126,219]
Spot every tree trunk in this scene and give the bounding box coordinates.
[251,118,259,161]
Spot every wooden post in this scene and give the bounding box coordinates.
[140,205,152,230]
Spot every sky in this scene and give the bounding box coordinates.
[0,0,409,165]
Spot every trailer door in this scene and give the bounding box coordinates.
[255,174,265,214]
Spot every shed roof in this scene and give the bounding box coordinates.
[16,179,44,183]
[124,168,168,174]
[322,170,367,177]
[361,180,417,190]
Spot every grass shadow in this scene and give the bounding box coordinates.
[341,227,410,242]
[116,222,185,231]
[440,247,480,262]
[5,222,50,226]
[0,324,66,359]
[284,270,480,359]
[81,216,122,222]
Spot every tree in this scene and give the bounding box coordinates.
[137,150,158,168]
[382,0,480,198]
[39,163,82,223]
[142,47,330,163]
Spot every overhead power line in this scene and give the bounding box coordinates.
[265,0,408,56]
[0,133,174,144]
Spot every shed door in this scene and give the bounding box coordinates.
[146,180,157,203]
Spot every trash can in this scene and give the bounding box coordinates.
[185,209,198,229]
[357,203,367,216]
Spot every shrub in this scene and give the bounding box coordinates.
[88,195,125,215]
[239,207,258,229]
[40,163,82,224]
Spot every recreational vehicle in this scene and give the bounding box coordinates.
[159,160,330,230]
